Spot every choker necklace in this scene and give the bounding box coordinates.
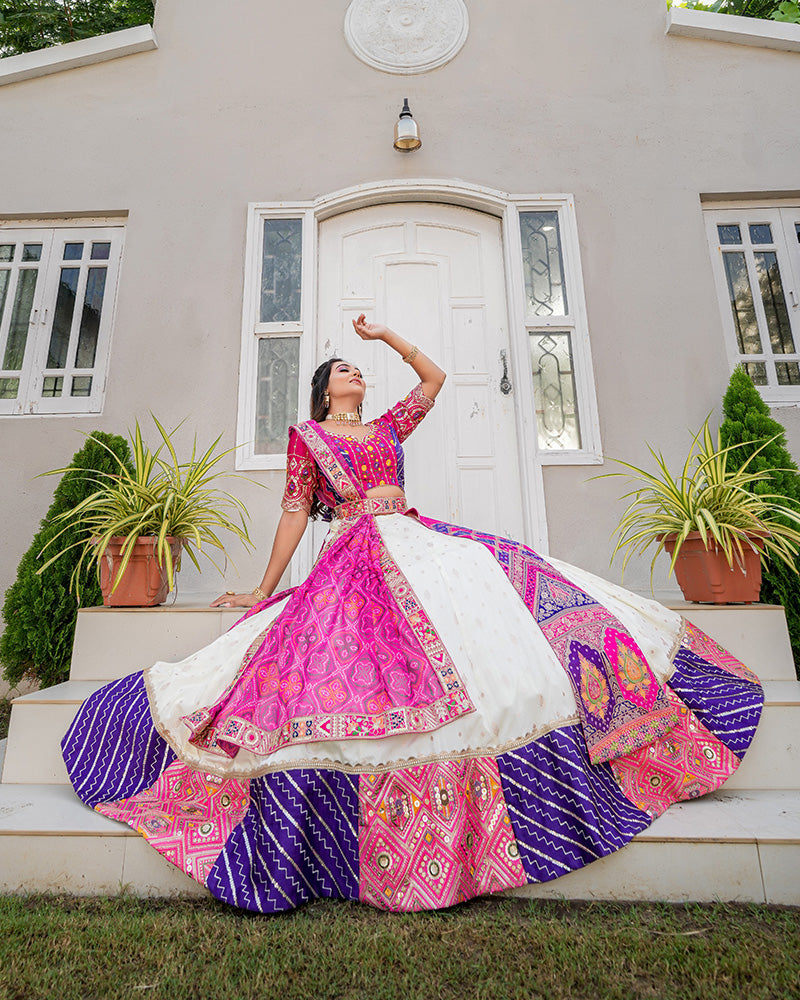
[327,411,361,425]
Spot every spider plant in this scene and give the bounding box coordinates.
[598,417,800,584]
[37,417,255,598]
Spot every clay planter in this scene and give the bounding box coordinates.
[98,536,182,607]
[662,531,762,604]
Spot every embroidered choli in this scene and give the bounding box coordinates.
[281,383,435,516]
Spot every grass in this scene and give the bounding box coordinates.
[0,896,798,1000]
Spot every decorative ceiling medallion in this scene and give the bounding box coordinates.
[345,0,469,75]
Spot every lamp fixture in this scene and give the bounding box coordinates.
[393,98,421,152]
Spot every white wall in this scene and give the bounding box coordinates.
[1,0,799,615]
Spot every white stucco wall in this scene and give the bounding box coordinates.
[1,0,799,619]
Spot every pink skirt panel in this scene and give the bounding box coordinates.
[182,515,473,758]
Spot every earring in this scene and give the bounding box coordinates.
[324,391,330,408]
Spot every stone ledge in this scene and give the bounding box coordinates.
[0,24,158,88]
[666,6,800,53]
[1,787,797,901]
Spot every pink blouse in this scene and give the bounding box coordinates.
[281,383,435,516]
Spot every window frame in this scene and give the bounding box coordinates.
[236,189,601,473]
[0,221,124,417]
[235,205,315,471]
[506,198,602,465]
[704,204,800,405]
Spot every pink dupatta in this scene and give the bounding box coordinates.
[181,425,475,760]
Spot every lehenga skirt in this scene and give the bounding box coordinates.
[62,509,764,913]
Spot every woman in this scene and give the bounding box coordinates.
[62,317,763,913]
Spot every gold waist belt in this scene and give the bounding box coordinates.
[333,497,408,519]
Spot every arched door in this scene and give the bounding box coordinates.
[315,202,527,537]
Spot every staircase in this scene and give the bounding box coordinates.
[1,599,798,903]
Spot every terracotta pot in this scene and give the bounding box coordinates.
[662,531,762,604]
[98,536,182,607]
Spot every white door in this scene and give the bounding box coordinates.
[315,202,527,538]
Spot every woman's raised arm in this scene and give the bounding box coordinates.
[351,315,446,400]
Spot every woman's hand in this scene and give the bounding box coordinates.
[352,314,390,341]
[209,592,261,609]
[351,315,447,399]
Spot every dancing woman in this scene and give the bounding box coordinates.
[62,317,764,912]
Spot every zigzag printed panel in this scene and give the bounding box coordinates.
[496,726,651,884]
[61,672,175,808]
[358,757,527,912]
[206,768,360,913]
[668,645,764,758]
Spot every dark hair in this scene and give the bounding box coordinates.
[309,357,344,423]
[306,357,363,521]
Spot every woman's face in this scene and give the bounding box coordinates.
[326,361,365,405]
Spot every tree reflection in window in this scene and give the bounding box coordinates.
[519,211,568,318]
[529,331,581,450]
[260,219,302,323]
[255,337,300,454]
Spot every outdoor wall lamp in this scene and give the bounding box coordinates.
[393,98,421,152]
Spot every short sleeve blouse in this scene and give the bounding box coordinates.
[280,383,435,514]
[372,383,435,443]
[280,429,318,515]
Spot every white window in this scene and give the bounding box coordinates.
[704,206,800,404]
[0,225,124,415]
[512,202,601,462]
[236,210,312,470]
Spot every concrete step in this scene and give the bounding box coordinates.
[724,681,800,789]
[0,784,796,904]
[673,603,796,683]
[2,681,104,784]
[3,677,799,788]
[0,783,204,898]
[63,601,796,685]
[69,595,242,681]
[514,788,800,905]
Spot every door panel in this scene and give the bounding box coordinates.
[316,202,526,539]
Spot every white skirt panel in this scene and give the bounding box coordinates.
[144,514,680,778]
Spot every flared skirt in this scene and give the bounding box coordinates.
[61,512,764,913]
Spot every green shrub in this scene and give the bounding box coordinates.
[720,366,800,677]
[0,698,10,740]
[0,432,132,690]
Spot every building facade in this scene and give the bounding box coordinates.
[1,0,799,610]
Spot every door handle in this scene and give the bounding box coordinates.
[499,349,512,395]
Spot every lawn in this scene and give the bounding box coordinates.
[0,896,798,1000]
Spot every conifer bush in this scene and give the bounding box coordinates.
[0,432,132,690]
[720,366,800,677]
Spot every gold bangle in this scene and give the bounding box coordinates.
[252,585,267,600]
[402,345,419,364]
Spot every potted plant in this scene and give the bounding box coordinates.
[600,417,800,603]
[38,418,254,607]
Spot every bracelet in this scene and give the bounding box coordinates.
[402,345,419,364]
[252,585,267,600]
